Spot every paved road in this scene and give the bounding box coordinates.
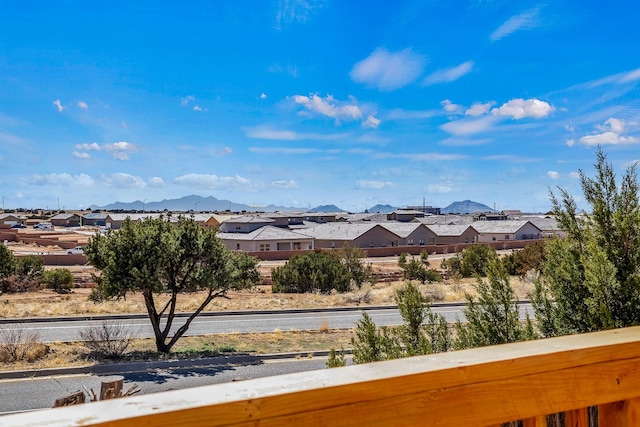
[2,304,534,343]
[0,356,330,415]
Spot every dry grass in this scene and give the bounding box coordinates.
[0,273,539,319]
[0,330,355,373]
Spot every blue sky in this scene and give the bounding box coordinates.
[1,1,640,212]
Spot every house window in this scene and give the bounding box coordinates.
[492,236,496,241]
[505,235,510,240]
[407,239,413,245]
[236,243,240,250]
[260,243,270,251]
[293,242,301,250]
[419,239,424,246]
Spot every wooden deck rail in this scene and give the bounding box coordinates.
[6,327,640,426]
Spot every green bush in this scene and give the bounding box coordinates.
[0,244,16,293]
[502,241,547,277]
[350,282,451,364]
[398,252,441,283]
[326,347,347,368]
[42,268,75,293]
[441,244,497,278]
[272,250,350,293]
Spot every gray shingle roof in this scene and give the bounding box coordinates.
[217,226,314,241]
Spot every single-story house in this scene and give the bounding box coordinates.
[217,226,314,252]
[470,220,542,243]
[380,223,436,246]
[524,216,566,239]
[424,224,479,245]
[50,213,82,228]
[386,209,425,222]
[303,223,402,249]
[104,213,162,229]
[82,213,108,227]
[218,216,275,233]
[0,213,26,226]
[304,212,344,224]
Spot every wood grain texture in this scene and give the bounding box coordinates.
[5,327,640,427]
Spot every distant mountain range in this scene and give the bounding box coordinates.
[308,204,343,213]
[90,195,495,215]
[441,200,494,214]
[368,204,396,213]
[90,195,299,213]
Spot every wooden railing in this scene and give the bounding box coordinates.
[6,326,640,426]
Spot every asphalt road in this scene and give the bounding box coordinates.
[2,304,534,343]
[0,356,330,415]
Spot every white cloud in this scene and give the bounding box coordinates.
[569,172,581,179]
[584,67,640,88]
[53,99,64,112]
[580,132,637,146]
[546,171,560,179]
[103,141,140,160]
[174,174,251,189]
[356,180,394,189]
[244,126,349,140]
[566,139,576,147]
[423,61,474,85]
[193,105,203,111]
[275,0,326,30]
[362,115,381,129]
[271,179,298,189]
[350,48,426,91]
[31,173,94,187]
[77,101,88,109]
[490,7,541,41]
[260,93,267,99]
[75,142,100,151]
[465,102,494,117]
[579,118,638,146]
[598,117,625,133]
[441,100,463,114]
[293,94,362,123]
[211,146,233,156]
[440,115,497,136]
[491,98,554,119]
[72,151,90,159]
[427,182,454,194]
[102,173,146,189]
[148,177,165,187]
[181,95,195,106]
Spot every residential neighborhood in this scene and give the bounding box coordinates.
[1,206,565,258]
